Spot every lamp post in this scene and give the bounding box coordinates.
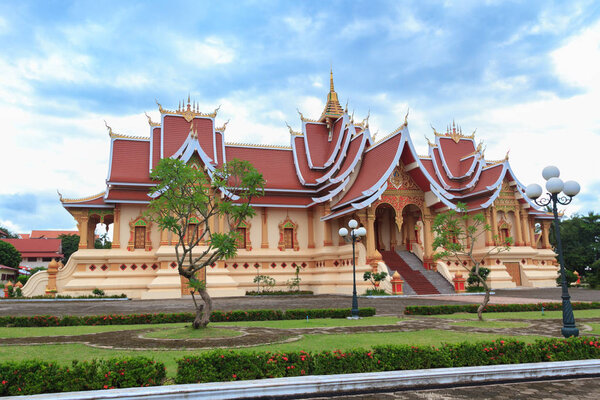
[526,165,580,338]
[339,219,367,319]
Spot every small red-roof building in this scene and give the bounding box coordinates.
[0,238,63,269]
[45,73,558,299]
[30,230,78,239]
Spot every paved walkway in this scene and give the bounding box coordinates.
[0,288,597,317]
[305,377,600,399]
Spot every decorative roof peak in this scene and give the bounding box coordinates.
[156,97,220,122]
[144,112,160,127]
[432,120,476,143]
[318,70,344,122]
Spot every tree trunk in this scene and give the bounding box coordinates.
[197,288,213,328]
[477,281,491,321]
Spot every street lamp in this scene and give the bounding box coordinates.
[339,219,367,319]
[526,165,580,338]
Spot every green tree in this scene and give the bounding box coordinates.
[94,232,112,249]
[0,241,22,269]
[58,234,80,263]
[0,225,18,238]
[146,157,264,329]
[549,212,600,276]
[432,203,512,321]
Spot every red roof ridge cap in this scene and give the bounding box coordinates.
[225,142,291,150]
[59,191,106,203]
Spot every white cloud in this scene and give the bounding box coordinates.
[175,36,235,67]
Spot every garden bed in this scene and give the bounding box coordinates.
[246,290,314,296]
[405,302,600,315]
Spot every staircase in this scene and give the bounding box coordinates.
[380,250,453,295]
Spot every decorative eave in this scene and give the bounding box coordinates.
[215,120,229,133]
[433,121,476,143]
[145,112,160,127]
[285,122,302,136]
[104,121,149,140]
[58,191,106,204]
[225,142,291,150]
[156,96,220,122]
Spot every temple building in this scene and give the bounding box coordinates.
[23,73,559,299]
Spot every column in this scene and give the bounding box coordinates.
[491,206,499,245]
[520,210,530,246]
[366,207,376,259]
[323,204,333,246]
[160,228,169,246]
[513,209,523,246]
[112,205,121,248]
[307,207,315,248]
[78,213,89,249]
[484,209,493,246]
[423,212,434,269]
[529,217,536,248]
[542,221,552,249]
[261,207,269,248]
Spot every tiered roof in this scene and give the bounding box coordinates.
[60,74,549,220]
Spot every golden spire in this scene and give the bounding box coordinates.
[318,69,344,122]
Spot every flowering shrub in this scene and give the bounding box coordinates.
[0,357,165,396]
[176,337,600,384]
[404,302,600,315]
[0,308,376,327]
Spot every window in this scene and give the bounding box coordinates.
[284,228,294,249]
[236,227,247,249]
[27,257,37,262]
[134,226,146,249]
[42,257,52,262]
[1,274,5,281]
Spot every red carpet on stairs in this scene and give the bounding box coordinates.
[380,250,440,295]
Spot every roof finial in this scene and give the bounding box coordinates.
[187,93,191,109]
[330,67,335,93]
[345,98,349,113]
[404,108,409,125]
[104,120,113,136]
[57,189,63,201]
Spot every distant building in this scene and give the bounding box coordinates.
[0,238,63,269]
[0,265,18,282]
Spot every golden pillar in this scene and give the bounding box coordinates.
[529,216,536,248]
[45,259,59,295]
[513,209,523,246]
[77,213,89,249]
[491,206,499,245]
[520,210,530,246]
[323,204,333,246]
[366,207,376,259]
[484,209,493,246]
[422,211,435,269]
[112,205,120,248]
[261,207,269,248]
[542,221,552,249]
[160,228,169,246]
[307,207,315,248]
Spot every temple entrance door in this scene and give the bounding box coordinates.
[374,204,398,251]
[401,204,423,252]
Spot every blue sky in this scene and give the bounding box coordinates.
[1,0,599,233]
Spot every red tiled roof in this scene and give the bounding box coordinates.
[225,145,306,190]
[331,133,364,181]
[109,139,152,183]
[333,133,403,208]
[105,188,151,202]
[151,127,161,170]
[0,238,63,258]
[292,136,329,185]
[62,193,111,208]
[437,137,476,177]
[249,195,312,206]
[18,234,30,239]
[30,230,78,239]
[304,122,330,168]
[215,131,224,166]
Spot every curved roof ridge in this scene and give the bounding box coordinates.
[59,191,106,204]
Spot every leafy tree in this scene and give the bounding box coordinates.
[467,266,490,292]
[549,212,600,276]
[0,225,18,238]
[0,240,22,269]
[58,234,80,263]
[432,203,512,321]
[146,157,264,329]
[94,232,112,249]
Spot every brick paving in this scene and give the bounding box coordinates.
[305,377,600,399]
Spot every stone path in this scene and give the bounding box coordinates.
[305,377,600,399]
[2,317,598,350]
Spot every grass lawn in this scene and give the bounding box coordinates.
[588,323,600,335]
[0,323,184,338]
[450,320,530,329]
[425,309,600,320]
[0,329,543,377]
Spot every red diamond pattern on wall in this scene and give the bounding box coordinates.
[243,263,249,268]
[271,262,276,268]
[100,264,108,271]
[232,263,238,269]
[120,264,127,271]
[89,265,96,271]
[281,262,286,268]
[151,263,159,270]
[333,260,339,266]
[131,264,138,270]
[141,264,148,270]
[170,262,177,269]
[301,262,307,268]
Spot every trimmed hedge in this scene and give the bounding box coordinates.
[0,357,165,396]
[0,308,376,327]
[176,337,600,383]
[404,302,600,315]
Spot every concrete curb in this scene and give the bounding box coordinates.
[0,298,130,302]
[12,359,600,400]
